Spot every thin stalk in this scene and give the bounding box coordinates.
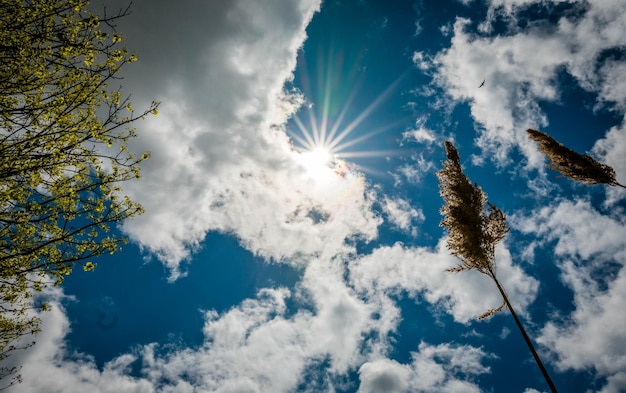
[491,272,558,393]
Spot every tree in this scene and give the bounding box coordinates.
[0,0,157,383]
[436,141,559,393]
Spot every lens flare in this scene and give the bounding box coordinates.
[287,49,408,181]
[296,146,334,182]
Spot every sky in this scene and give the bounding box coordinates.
[6,0,626,392]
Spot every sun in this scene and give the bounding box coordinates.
[296,145,335,181]
[287,43,409,182]
[302,146,332,167]
[287,76,405,181]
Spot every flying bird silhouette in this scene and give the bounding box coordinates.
[479,80,485,88]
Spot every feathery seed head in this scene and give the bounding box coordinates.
[527,128,619,186]
[437,141,509,276]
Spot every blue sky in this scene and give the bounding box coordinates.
[8,0,626,392]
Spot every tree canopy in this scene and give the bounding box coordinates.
[0,0,157,383]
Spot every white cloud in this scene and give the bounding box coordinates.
[595,60,626,112]
[593,117,626,204]
[539,264,626,382]
[9,299,155,393]
[358,358,411,393]
[402,119,436,144]
[18,295,494,393]
[132,255,389,391]
[140,287,313,393]
[358,343,492,393]
[412,51,433,72]
[6,1,395,386]
[414,20,423,37]
[381,196,424,236]
[12,241,509,393]
[428,17,556,167]
[439,24,452,37]
[399,159,433,185]
[600,373,626,393]
[349,239,539,324]
[479,0,572,33]
[88,0,387,278]
[11,252,382,392]
[512,199,626,261]
[392,147,435,187]
[426,0,626,168]
[513,199,626,391]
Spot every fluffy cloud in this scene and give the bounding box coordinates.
[11,248,503,393]
[8,297,154,393]
[86,0,387,279]
[358,343,491,393]
[593,119,626,204]
[349,239,539,324]
[358,359,411,393]
[131,256,385,392]
[391,156,434,186]
[402,119,436,145]
[513,199,626,262]
[513,199,626,391]
[425,0,626,167]
[140,288,311,392]
[478,0,572,33]
[380,196,425,236]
